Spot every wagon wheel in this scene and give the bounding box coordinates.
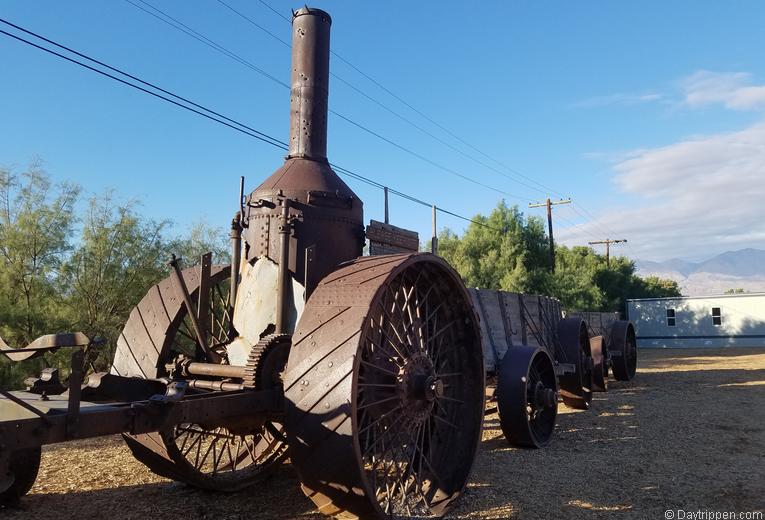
[589,336,608,392]
[116,263,288,491]
[556,318,593,410]
[497,345,558,448]
[608,321,637,381]
[284,253,484,519]
[0,448,41,505]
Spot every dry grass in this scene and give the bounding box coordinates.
[3,348,764,519]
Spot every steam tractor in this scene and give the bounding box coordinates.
[0,7,638,518]
[1,8,484,518]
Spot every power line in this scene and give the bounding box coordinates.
[233,1,636,245]
[0,18,499,234]
[588,239,628,266]
[255,0,290,23]
[249,0,636,251]
[126,0,528,202]
[251,0,568,197]
[215,0,545,200]
[0,26,287,151]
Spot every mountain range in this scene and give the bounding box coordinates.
[635,248,765,296]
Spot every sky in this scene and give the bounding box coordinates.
[2,1,764,262]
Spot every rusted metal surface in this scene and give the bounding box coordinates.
[556,317,593,410]
[111,264,230,379]
[243,7,363,297]
[284,253,484,518]
[497,345,558,448]
[168,255,219,364]
[116,265,290,490]
[0,332,92,362]
[288,7,331,161]
[0,390,280,450]
[366,219,419,255]
[608,320,638,381]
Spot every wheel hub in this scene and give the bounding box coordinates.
[397,352,440,422]
[532,381,557,409]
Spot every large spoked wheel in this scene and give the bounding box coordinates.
[116,263,288,491]
[556,318,593,410]
[609,321,637,381]
[284,253,484,519]
[590,335,608,392]
[497,345,558,448]
[0,448,41,505]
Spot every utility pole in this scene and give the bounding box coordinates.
[588,239,628,266]
[528,198,571,273]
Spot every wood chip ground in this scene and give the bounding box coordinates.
[3,348,764,519]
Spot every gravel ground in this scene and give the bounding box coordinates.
[2,348,764,519]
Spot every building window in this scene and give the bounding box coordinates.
[666,308,676,327]
[712,307,722,326]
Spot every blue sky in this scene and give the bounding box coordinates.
[2,1,765,262]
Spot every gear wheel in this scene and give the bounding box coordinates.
[242,334,291,389]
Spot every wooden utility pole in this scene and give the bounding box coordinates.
[528,198,571,273]
[588,239,628,266]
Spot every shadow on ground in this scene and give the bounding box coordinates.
[3,348,764,519]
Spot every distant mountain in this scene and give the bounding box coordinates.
[636,258,698,277]
[636,248,765,296]
[695,248,765,278]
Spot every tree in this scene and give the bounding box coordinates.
[0,162,79,387]
[58,194,170,369]
[438,200,551,294]
[631,275,682,300]
[436,200,681,314]
[0,162,79,344]
[167,220,231,266]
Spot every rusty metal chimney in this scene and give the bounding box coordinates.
[243,7,364,302]
[288,7,331,160]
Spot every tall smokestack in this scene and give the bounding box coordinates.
[244,7,363,301]
[288,8,331,161]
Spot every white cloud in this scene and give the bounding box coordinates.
[681,70,765,110]
[572,92,662,108]
[559,121,765,261]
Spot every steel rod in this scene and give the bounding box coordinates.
[185,362,246,379]
[229,211,242,339]
[168,255,219,363]
[187,379,244,392]
[275,198,292,334]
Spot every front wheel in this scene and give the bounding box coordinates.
[284,253,485,519]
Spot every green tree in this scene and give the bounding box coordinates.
[438,200,551,294]
[436,200,681,314]
[58,194,170,369]
[0,162,79,386]
[167,220,231,266]
[631,275,682,300]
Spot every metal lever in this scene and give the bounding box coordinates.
[168,255,221,364]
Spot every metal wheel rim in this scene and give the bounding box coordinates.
[119,265,287,490]
[284,254,484,519]
[525,351,558,444]
[497,346,558,448]
[353,262,483,517]
[163,271,288,488]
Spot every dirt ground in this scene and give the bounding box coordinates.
[3,348,764,519]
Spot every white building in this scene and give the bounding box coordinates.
[626,293,765,348]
